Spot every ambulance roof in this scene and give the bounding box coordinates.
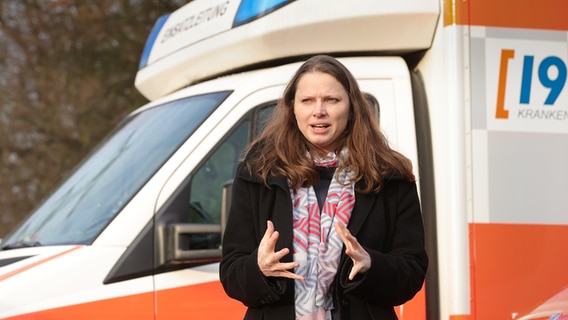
[134,0,439,101]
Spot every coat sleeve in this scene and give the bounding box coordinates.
[219,167,289,308]
[339,179,428,306]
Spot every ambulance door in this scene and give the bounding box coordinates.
[151,85,283,320]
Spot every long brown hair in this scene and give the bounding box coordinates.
[244,55,414,193]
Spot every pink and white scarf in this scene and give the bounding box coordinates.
[291,150,355,320]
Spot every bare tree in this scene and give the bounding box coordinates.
[0,0,186,237]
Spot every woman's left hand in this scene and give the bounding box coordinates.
[335,221,371,280]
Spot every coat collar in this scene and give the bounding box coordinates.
[266,172,378,237]
[348,180,377,236]
[237,162,381,236]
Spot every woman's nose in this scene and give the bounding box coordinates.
[313,100,327,116]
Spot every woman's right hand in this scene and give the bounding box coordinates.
[257,220,304,280]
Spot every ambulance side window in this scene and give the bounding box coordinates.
[365,93,380,121]
[188,120,250,224]
[185,103,275,234]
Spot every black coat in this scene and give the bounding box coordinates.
[220,162,428,320]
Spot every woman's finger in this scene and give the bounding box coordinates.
[258,220,304,280]
[259,220,278,252]
[261,220,274,245]
[335,221,354,248]
[335,221,371,280]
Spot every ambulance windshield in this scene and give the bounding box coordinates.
[2,91,231,249]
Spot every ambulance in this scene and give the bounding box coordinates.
[1,0,567,319]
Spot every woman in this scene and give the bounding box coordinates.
[220,55,428,319]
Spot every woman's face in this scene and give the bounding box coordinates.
[293,71,350,154]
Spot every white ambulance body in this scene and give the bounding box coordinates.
[1,0,567,319]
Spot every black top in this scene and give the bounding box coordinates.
[313,166,336,210]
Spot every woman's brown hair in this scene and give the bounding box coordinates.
[244,55,414,193]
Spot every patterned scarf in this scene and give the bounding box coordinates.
[291,150,355,320]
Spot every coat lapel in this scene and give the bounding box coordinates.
[348,182,378,236]
[266,175,294,259]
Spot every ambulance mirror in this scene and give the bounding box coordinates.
[164,223,222,264]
